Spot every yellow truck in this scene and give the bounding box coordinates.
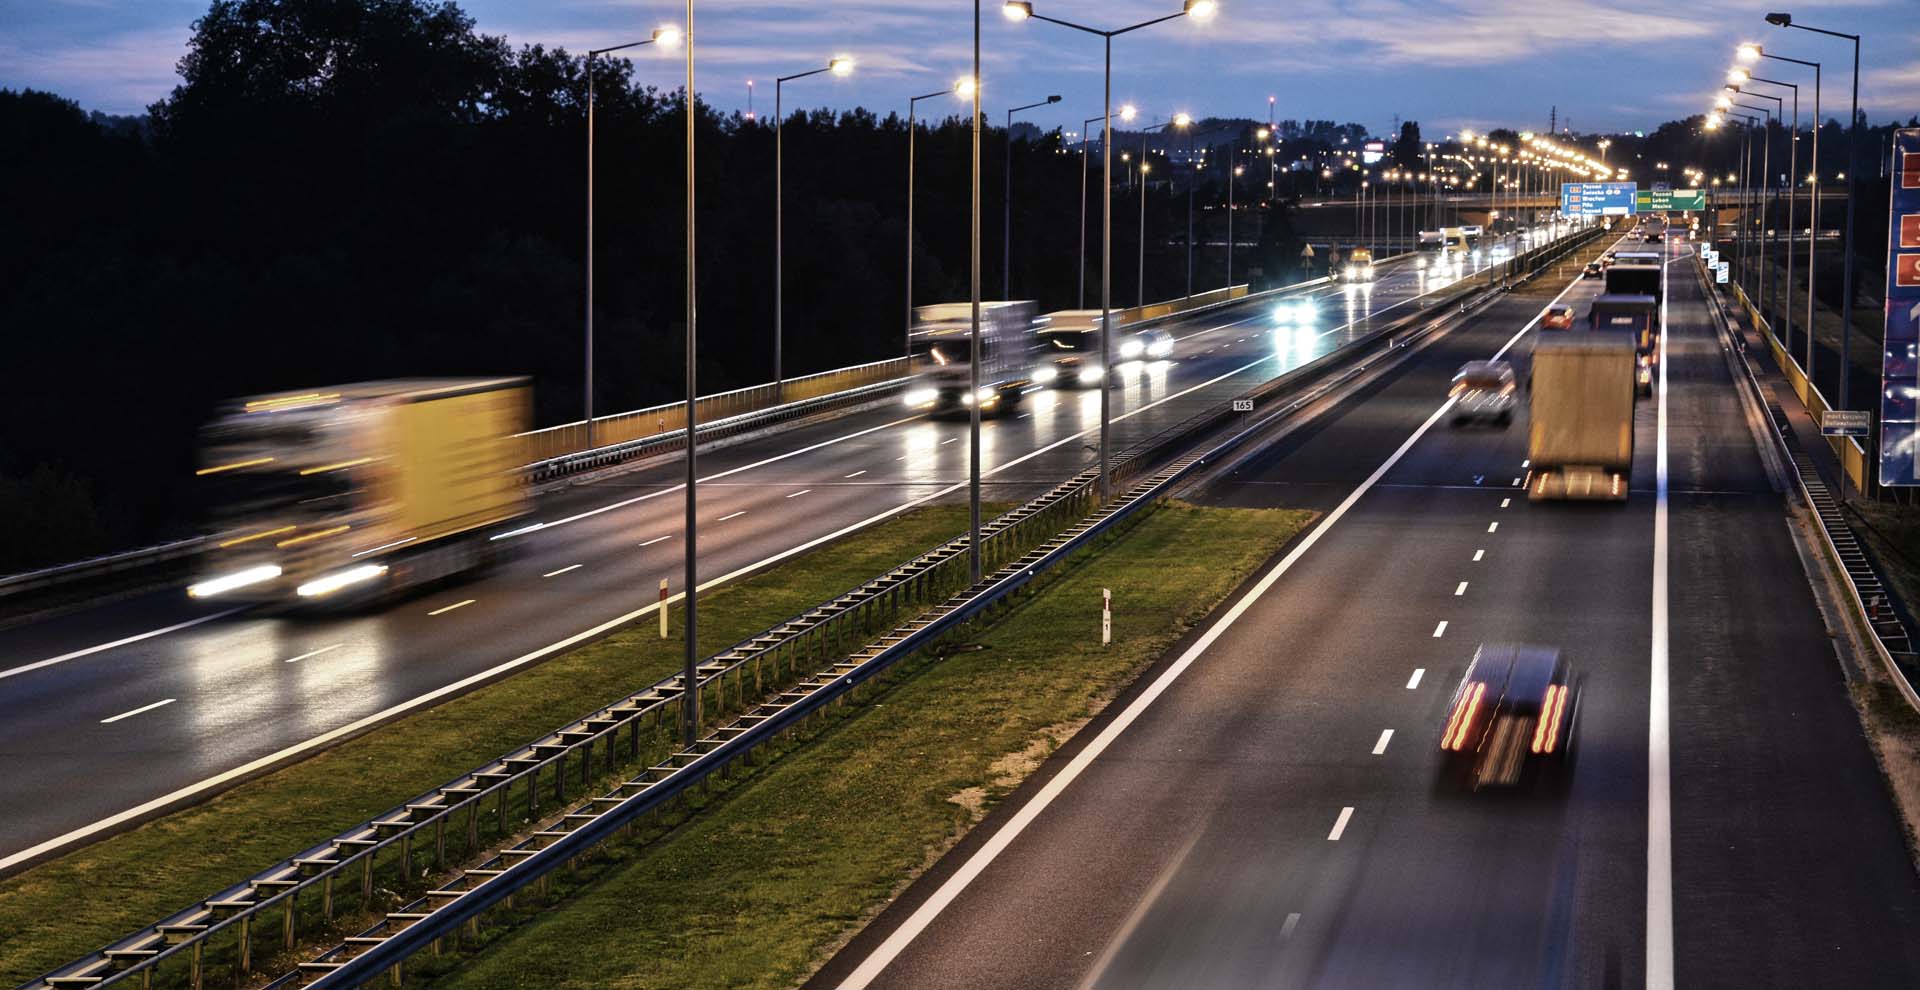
[1527,334,1635,501]
[189,378,531,604]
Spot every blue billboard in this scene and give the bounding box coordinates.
[1559,181,1637,218]
[1878,128,1920,486]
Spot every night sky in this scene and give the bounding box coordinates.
[3,0,1915,136]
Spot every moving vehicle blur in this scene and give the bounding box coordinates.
[1588,294,1659,395]
[1449,361,1517,427]
[190,378,531,605]
[1333,246,1376,283]
[904,301,1038,415]
[1030,309,1109,387]
[1542,303,1576,330]
[1528,332,1636,500]
[1438,644,1578,791]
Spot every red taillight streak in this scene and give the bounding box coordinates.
[1443,682,1485,751]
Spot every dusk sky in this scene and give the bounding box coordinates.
[3,0,1916,138]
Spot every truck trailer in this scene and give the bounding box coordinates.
[1527,334,1636,501]
[189,378,531,605]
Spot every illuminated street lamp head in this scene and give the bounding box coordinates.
[954,76,976,98]
[1256,127,1270,140]
[829,55,854,76]
[1714,94,1733,110]
[1184,0,1218,19]
[1737,43,1762,62]
[1765,12,1791,27]
[1119,103,1138,122]
[1002,1,1032,20]
[1727,67,1749,84]
[652,25,682,47]
[1173,112,1193,128]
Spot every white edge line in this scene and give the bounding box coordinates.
[542,565,583,578]
[0,608,245,682]
[427,599,475,616]
[100,698,175,724]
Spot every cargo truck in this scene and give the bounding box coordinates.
[903,301,1038,417]
[1527,334,1636,501]
[1588,293,1659,395]
[189,378,531,604]
[1604,256,1662,303]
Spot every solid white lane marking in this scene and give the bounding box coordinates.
[1281,913,1302,939]
[718,511,747,522]
[284,644,344,664]
[1648,232,1675,990]
[1372,729,1394,755]
[0,608,245,683]
[1407,668,1425,689]
[638,535,672,547]
[542,564,583,578]
[844,470,867,479]
[785,489,812,498]
[1454,581,1468,596]
[1500,497,1511,508]
[1328,807,1355,841]
[427,599,474,616]
[100,698,175,724]
[1473,549,1485,561]
[1432,621,1448,638]
[1487,521,1499,533]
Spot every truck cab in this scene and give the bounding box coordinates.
[1333,247,1376,283]
[905,301,1039,416]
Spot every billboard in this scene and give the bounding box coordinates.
[1879,129,1920,486]
[1560,182,1637,217]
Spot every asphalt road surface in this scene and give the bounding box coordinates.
[812,231,1920,989]
[0,239,1540,870]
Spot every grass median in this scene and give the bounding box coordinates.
[432,500,1313,990]
[0,503,993,987]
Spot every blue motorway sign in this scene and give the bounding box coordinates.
[1560,181,1637,218]
[1880,128,1920,486]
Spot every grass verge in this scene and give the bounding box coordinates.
[0,503,992,987]
[431,500,1314,990]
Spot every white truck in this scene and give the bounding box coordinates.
[904,301,1039,417]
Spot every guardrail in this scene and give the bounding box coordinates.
[17,219,1606,990]
[1705,257,1920,712]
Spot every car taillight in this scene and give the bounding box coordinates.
[1531,684,1569,754]
[1442,681,1486,751]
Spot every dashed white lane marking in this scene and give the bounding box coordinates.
[1281,913,1302,939]
[895,455,907,460]
[284,644,344,664]
[1500,497,1511,508]
[1454,581,1468,596]
[542,564,582,578]
[1328,807,1355,841]
[1408,668,1425,689]
[101,698,175,724]
[941,437,958,445]
[1521,458,1531,468]
[844,470,867,479]
[1432,621,1448,638]
[718,511,747,522]
[0,608,246,683]
[1511,476,1521,486]
[1372,729,1394,755]
[638,535,672,547]
[428,599,474,616]
[1487,521,1499,533]
[785,489,812,498]
[1473,549,1485,561]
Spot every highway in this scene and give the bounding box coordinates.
[0,243,1531,870]
[812,232,1920,988]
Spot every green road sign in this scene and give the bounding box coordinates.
[1635,189,1706,212]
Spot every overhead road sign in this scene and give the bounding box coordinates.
[1560,182,1637,218]
[1636,188,1706,212]
[1881,128,1920,486]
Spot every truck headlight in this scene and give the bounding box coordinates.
[1032,366,1058,384]
[903,388,937,407]
[188,564,283,599]
[1148,337,1174,358]
[296,564,388,598]
[1078,366,1104,384]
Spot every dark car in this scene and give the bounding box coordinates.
[1438,644,1578,791]
[1582,261,1603,279]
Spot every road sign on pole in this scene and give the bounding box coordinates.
[1560,181,1637,217]
[1716,262,1729,284]
[1823,409,1872,437]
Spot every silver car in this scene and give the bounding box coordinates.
[1450,361,1517,426]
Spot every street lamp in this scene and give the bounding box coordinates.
[1766,12,1861,411]
[1004,93,1064,299]
[1747,41,1824,395]
[1004,0,1218,502]
[905,80,974,354]
[1136,116,1184,307]
[1732,90,1780,327]
[585,26,680,448]
[1741,63,1802,358]
[774,55,854,398]
[674,4,697,745]
[1079,106,1134,308]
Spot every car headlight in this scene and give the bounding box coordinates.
[1148,338,1174,358]
[1294,301,1315,323]
[978,386,996,402]
[1273,303,1294,323]
[1119,338,1146,359]
[1032,366,1058,384]
[1078,366,1104,384]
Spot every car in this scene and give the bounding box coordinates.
[1449,360,1517,426]
[1118,327,1174,361]
[1582,261,1603,280]
[1542,303,1576,330]
[1438,644,1579,792]
[1270,297,1317,326]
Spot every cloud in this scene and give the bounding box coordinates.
[0,25,188,114]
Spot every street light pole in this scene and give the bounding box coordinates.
[775,56,853,400]
[1003,94,1063,300]
[1744,61,1800,359]
[678,4,698,746]
[908,84,968,355]
[1005,0,1217,502]
[1079,114,1100,309]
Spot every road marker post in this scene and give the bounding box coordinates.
[1102,588,1112,646]
[659,579,669,639]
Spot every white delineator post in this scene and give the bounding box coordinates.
[660,578,670,639]
[1102,588,1112,646]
